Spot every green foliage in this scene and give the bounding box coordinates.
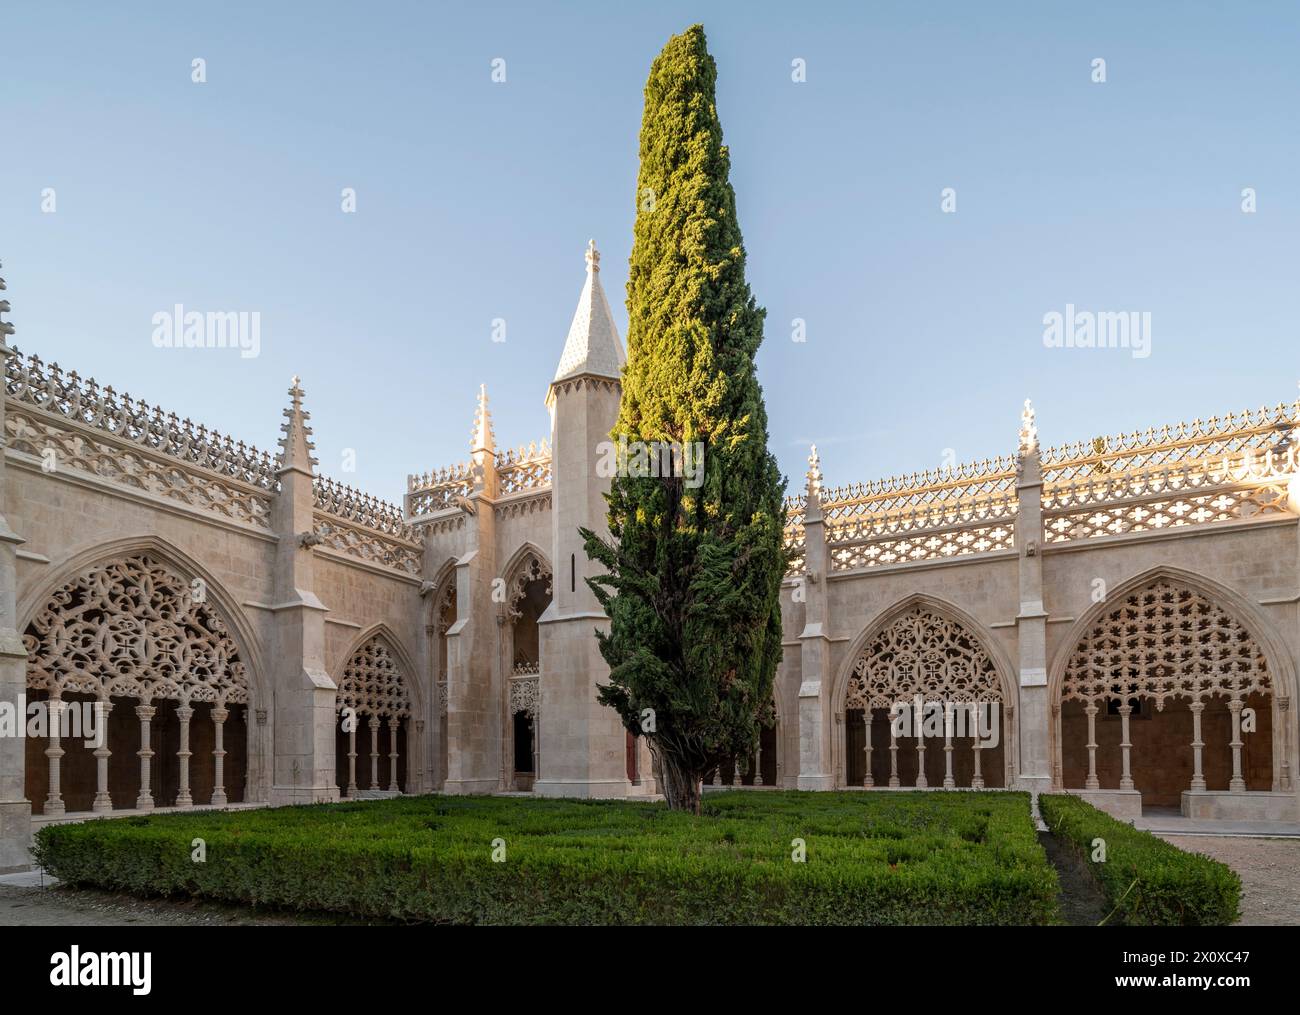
[34,792,1059,925]
[581,24,787,804]
[1039,794,1242,926]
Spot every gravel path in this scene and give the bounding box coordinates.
[0,884,366,926]
[1157,834,1300,926]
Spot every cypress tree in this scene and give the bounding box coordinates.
[581,25,787,814]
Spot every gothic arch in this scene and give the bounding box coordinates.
[334,625,420,716]
[831,594,1016,790]
[20,538,260,814]
[500,542,553,598]
[1048,566,1294,798]
[427,558,458,790]
[500,543,552,791]
[334,626,417,797]
[832,594,1017,715]
[19,534,267,708]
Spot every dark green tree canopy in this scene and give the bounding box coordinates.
[582,25,787,813]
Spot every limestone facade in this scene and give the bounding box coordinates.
[1,250,1298,867]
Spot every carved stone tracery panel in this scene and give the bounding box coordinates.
[1062,580,1272,709]
[336,636,411,719]
[23,553,249,705]
[845,605,1003,710]
[506,553,552,623]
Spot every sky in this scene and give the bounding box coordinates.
[2,0,1298,504]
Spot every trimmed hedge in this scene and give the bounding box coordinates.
[34,791,1059,925]
[1039,794,1241,926]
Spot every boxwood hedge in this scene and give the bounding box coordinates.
[1038,794,1241,926]
[34,791,1060,925]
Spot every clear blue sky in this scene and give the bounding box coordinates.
[3,1,1297,503]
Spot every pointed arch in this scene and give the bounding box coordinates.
[19,534,263,814]
[832,593,1016,715]
[1049,565,1294,798]
[1048,565,1295,709]
[18,534,267,708]
[500,541,553,589]
[832,593,1015,790]
[334,623,421,716]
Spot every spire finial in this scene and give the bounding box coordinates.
[585,239,600,273]
[471,383,495,455]
[277,374,317,473]
[806,444,823,497]
[1019,398,1039,455]
[0,260,14,340]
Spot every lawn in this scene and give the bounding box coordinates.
[33,790,1059,925]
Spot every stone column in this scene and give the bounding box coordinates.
[369,715,380,789]
[211,706,228,806]
[388,717,400,792]
[972,736,984,790]
[1280,697,1292,792]
[1084,702,1100,790]
[176,704,194,807]
[915,720,928,789]
[795,451,835,790]
[1228,698,1246,792]
[92,700,114,812]
[942,703,955,789]
[43,696,65,816]
[1117,703,1134,791]
[135,703,156,811]
[1014,402,1051,794]
[862,710,874,787]
[1189,700,1206,792]
[888,724,900,788]
[346,723,358,797]
[0,314,34,869]
[754,739,763,787]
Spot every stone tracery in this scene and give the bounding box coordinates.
[1061,580,1271,709]
[24,553,249,706]
[1059,578,1280,801]
[336,636,411,720]
[844,605,1005,791]
[22,552,249,815]
[845,605,1003,710]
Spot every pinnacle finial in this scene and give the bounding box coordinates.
[277,373,317,473]
[1019,398,1039,455]
[806,444,823,497]
[0,261,13,340]
[585,239,600,273]
[471,382,495,454]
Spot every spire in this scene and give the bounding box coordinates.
[1018,399,1039,455]
[470,383,495,455]
[552,240,626,384]
[277,375,318,474]
[0,261,13,342]
[806,444,823,498]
